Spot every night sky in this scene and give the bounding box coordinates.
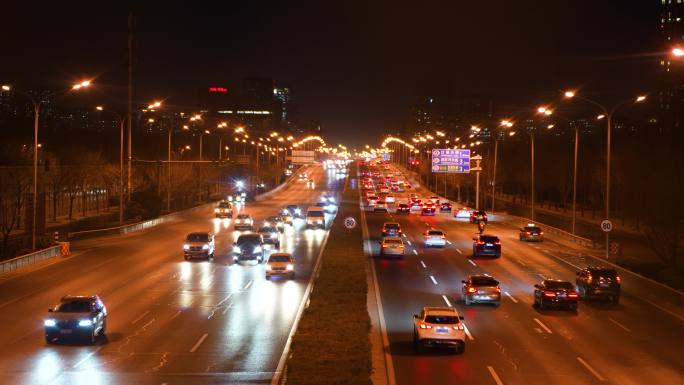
[2,1,659,148]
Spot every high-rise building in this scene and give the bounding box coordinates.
[659,0,684,131]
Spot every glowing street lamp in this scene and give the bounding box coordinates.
[672,47,684,57]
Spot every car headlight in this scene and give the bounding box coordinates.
[233,246,241,253]
[265,263,272,270]
[214,208,220,213]
[264,221,271,226]
[286,264,294,271]
[270,233,278,239]
[307,220,313,224]
[183,244,190,250]
[202,244,209,250]
[44,319,56,327]
[328,197,335,203]
[78,319,93,327]
[295,209,301,214]
[254,246,262,253]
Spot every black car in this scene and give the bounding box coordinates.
[45,295,107,344]
[440,202,452,212]
[469,210,488,223]
[576,267,621,303]
[396,203,410,214]
[233,234,265,263]
[534,280,578,311]
[472,234,501,257]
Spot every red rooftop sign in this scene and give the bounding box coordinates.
[208,87,228,93]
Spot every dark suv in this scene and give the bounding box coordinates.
[576,267,621,303]
[233,233,265,263]
[472,234,501,258]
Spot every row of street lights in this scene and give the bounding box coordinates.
[375,89,647,261]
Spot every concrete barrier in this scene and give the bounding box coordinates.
[0,245,62,274]
[255,165,308,202]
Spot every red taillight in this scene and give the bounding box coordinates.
[495,287,501,293]
[543,291,556,297]
[525,231,531,234]
[467,287,477,293]
[540,231,544,235]
[615,276,621,283]
[568,292,578,298]
[495,241,501,245]
[453,324,464,331]
[477,241,485,245]
[419,323,432,329]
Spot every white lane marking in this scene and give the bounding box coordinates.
[487,366,504,385]
[420,260,426,268]
[429,275,438,285]
[608,317,632,332]
[446,240,452,245]
[72,347,102,369]
[576,356,606,382]
[642,298,684,323]
[412,249,418,255]
[468,259,477,267]
[402,233,407,238]
[221,302,235,315]
[243,280,253,290]
[131,310,150,325]
[170,310,182,320]
[272,208,336,385]
[534,318,553,334]
[442,295,452,307]
[455,248,462,255]
[536,273,546,280]
[189,333,208,353]
[463,323,474,340]
[504,291,518,303]
[406,240,412,246]
[359,196,397,385]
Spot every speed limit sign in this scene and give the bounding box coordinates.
[344,217,357,229]
[600,220,613,233]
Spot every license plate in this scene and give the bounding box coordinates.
[558,293,566,298]
[599,283,610,287]
[60,329,72,334]
[486,243,493,246]
[436,327,448,333]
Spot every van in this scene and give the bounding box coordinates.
[305,206,325,229]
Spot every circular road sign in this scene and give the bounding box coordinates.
[344,217,357,229]
[600,219,613,233]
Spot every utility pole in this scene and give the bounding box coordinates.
[531,132,535,221]
[127,12,134,201]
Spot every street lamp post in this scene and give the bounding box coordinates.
[96,106,126,224]
[564,91,646,259]
[4,81,91,250]
[491,120,514,212]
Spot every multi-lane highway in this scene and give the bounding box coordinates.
[0,165,342,385]
[362,163,684,385]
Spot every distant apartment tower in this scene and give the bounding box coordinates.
[659,0,684,131]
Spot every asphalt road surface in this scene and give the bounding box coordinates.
[363,163,684,385]
[0,164,345,385]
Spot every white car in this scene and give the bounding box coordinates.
[454,207,471,219]
[234,214,254,230]
[265,253,295,279]
[413,307,465,353]
[424,229,447,247]
[379,237,405,257]
[385,195,396,204]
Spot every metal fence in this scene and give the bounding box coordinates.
[0,245,62,274]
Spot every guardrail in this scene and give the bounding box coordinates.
[68,202,213,241]
[0,245,62,274]
[255,165,308,202]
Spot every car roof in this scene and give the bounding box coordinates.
[187,232,210,236]
[237,214,251,217]
[542,279,571,285]
[586,267,617,273]
[269,252,292,258]
[61,295,97,302]
[383,222,400,226]
[423,307,459,316]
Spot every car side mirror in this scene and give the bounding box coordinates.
[459,316,464,320]
[48,308,53,312]
[413,314,419,319]
[534,284,540,289]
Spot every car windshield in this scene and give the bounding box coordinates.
[471,278,499,286]
[385,224,399,230]
[287,205,298,210]
[219,202,231,208]
[481,236,499,242]
[308,211,324,218]
[425,315,459,324]
[384,239,402,245]
[55,300,91,313]
[545,281,575,290]
[237,235,261,246]
[428,230,443,236]
[237,215,250,219]
[592,269,618,278]
[258,227,276,233]
[186,233,209,242]
[526,226,541,232]
[269,255,292,263]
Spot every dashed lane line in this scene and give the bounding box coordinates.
[487,366,505,385]
[533,318,553,334]
[429,275,438,285]
[504,291,518,303]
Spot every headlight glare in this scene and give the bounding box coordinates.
[44,319,56,327]
[78,319,93,327]
[254,246,262,253]
[183,244,189,250]
[286,264,294,271]
[233,246,241,253]
[202,244,209,250]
